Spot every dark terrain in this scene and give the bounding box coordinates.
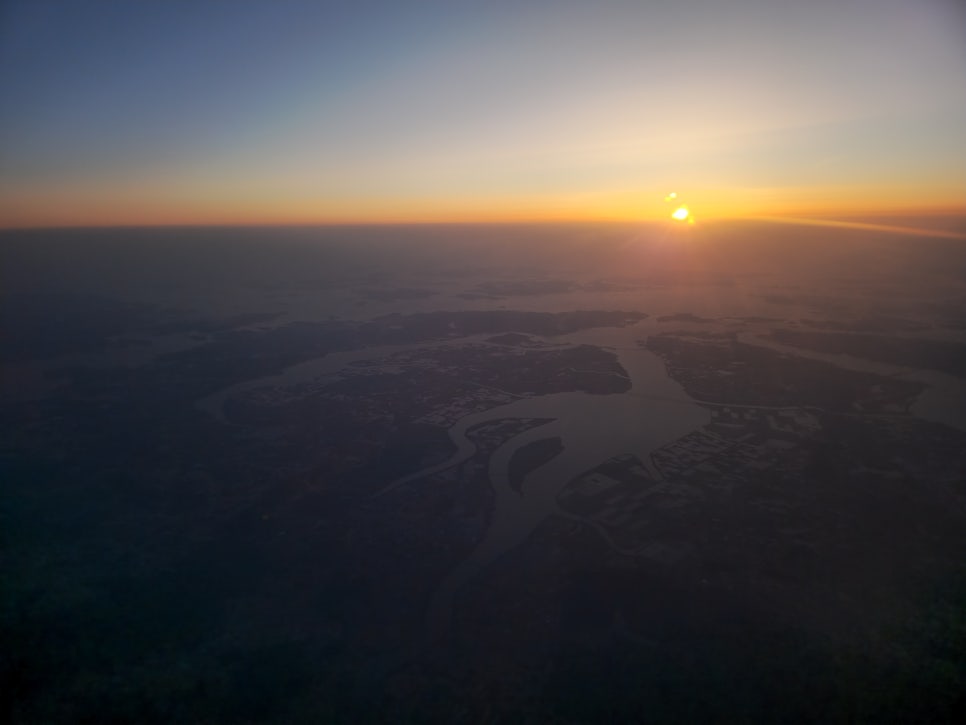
[2,222,965,723]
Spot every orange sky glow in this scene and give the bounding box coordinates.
[1,1,964,229]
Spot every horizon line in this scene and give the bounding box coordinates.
[1,208,964,234]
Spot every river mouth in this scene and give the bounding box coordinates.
[373,321,712,640]
[193,314,964,645]
[196,317,711,639]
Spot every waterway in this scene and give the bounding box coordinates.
[375,321,710,639]
[739,332,966,432]
[197,317,965,642]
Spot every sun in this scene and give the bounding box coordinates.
[663,192,695,224]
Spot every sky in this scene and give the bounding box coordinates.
[1,0,964,227]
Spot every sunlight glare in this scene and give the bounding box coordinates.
[671,205,690,221]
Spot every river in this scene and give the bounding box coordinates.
[197,317,964,641]
[373,321,710,640]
